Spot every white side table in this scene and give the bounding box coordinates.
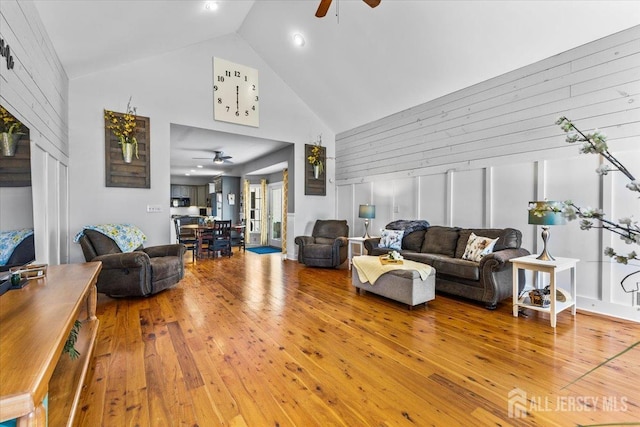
[348,237,367,270]
[510,254,579,327]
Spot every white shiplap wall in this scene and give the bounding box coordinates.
[336,26,640,321]
[0,0,70,265]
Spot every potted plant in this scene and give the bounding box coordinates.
[0,104,24,157]
[307,138,324,179]
[104,97,139,163]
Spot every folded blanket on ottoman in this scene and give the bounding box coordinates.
[352,255,433,285]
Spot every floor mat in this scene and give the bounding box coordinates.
[246,246,282,254]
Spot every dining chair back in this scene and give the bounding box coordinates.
[207,220,232,258]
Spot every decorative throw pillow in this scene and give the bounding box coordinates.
[461,232,498,262]
[378,229,404,250]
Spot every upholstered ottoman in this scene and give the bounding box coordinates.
[351,255,436,309]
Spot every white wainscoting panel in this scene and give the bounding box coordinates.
[392,177,418,221]
[419,174,447,226]
[372,180,394,235]
[609,150,640,306]
[336,184,353,235]
[491,162,536,233]
[546,155,602,300]
[451,169,485,228]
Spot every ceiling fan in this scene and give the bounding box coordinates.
[315,0,381,17]
[194,150,233,165]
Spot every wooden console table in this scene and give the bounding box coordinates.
[0,262,102,426]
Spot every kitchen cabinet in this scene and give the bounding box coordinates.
[170,185,210,207]
[170,185,190,198]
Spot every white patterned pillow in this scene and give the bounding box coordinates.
[378,229,404,250]
[462,233,498,262]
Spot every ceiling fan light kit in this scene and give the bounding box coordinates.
[193,150,233,165]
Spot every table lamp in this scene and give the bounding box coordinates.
[359,204,376,239]
[528,201,566,261]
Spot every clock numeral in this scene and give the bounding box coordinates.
[214,85,218,91]
[217,76,225,82]
[234,71,241,78]
[254,95,259,102]
[252,105,256,111]
[251,84,256,91]
[245,110,249,116]
[245,76,248,82]
[225,106,230,112]
[235,111,240,117]
[217,98,222,104]
[225,71,231,77]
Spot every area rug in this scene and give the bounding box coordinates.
[247,246,281,255]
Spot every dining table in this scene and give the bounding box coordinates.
[180,223,245,257]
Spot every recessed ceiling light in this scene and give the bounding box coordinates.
[197,165,203,168]
[204,1,218,11]
[185,173,191,176]
[190,169,196,172]
[293,33,305,47]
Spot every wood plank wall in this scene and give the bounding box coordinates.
[336,26,640,321]
[0,0,71,265]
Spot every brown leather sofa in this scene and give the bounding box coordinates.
[295,220,349,268]
[365,224,530,309]
[78,229,185,297]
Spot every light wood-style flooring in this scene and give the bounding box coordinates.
[75,251,640,426]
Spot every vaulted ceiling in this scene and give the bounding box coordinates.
[33,0,640,177]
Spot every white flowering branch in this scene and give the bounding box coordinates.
[529,118,639,292]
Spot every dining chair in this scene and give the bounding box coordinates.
[206,220,232,258]
[231,225,245,252]
[174,218,198,262]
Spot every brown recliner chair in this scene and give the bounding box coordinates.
[295,220,349,268]
[78,229,185,297]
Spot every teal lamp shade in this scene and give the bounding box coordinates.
[528,201,566,260]
[358,204,375,238]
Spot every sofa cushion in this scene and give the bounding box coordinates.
[461,233,498,262]
[433,258,480,281]
[403,252,452,267]
[455,228,521,258]
[378,229,404,250]
[421,226,459,257]
[402,230,426,252]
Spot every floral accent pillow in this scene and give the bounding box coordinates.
[462,232,498,262]
[378,229,404,250]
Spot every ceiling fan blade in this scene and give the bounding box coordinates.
[315,0,332,17]
[362,0,381,8]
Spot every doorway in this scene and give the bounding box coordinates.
[268,182,283,248]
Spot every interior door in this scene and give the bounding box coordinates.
[268,183,283,248]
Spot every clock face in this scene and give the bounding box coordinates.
[213,57,259,127]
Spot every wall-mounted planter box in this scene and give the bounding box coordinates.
[104,113,150,188]
[304,144,325,196]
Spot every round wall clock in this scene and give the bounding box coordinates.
[213,57,260,127]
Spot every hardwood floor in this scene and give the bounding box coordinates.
[75,251,640,426]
